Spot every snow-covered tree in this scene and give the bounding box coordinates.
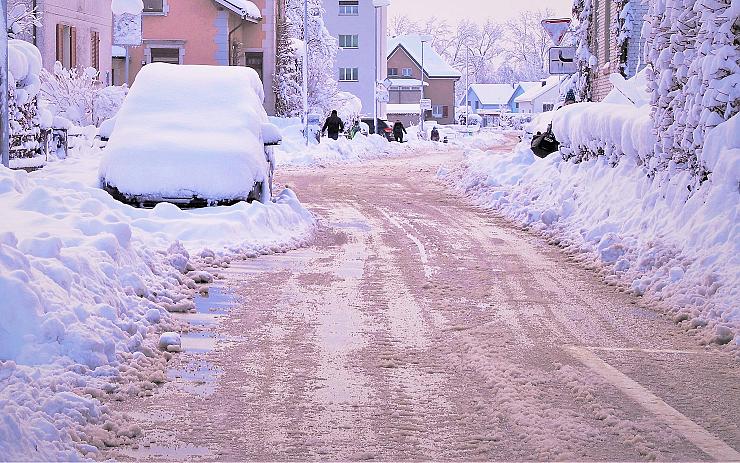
[643,0,739,179]
[570,0,595,102]
[275,0,340,117]
[273,18,303,117]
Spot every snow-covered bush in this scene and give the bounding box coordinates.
[6,39,49,161]
[40,62,102,127]
[643,0,739,180]
[93,85,129,125]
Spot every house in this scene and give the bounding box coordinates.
[514,76,564,113]
[321,0,389,118]
[460,83,516,126]
[386,34,461,126]
[8,0,114,83]
[582,0,648,100]
[113,0,279,114]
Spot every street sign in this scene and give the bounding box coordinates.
[377,88,389,103]
[420,98,432,110]
[548,46,577,75]
[541,18,571,46]
[113,13,143,46]
[382,77,392,89]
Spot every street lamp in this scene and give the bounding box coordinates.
[372,0,390,136]
[1,0,9,168]
[302,0,309,146]
[418,34,432,139]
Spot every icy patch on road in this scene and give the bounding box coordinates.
[0,142,315,460]
[439,117,739,350]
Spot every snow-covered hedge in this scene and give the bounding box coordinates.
[551,102,654,166]
[641,0,738,178]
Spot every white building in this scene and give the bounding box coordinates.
[514,76,564,113]
[321,0,389,118]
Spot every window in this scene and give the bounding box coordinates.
[150,48,180,64]
[388,68,398,76]
[245,52,263,82]
[55,24,77,69]
[402,68,413,77]
[543,103,554,112]
[143,0,165,13]
[339,67,359,81]
[338,34,359,49]
[432,105,443,118]
[91,31,100,71]
[339,0,359,15]
[443,106,449,118]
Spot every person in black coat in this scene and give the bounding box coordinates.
[322,110,345,140]
[392,120,407,143]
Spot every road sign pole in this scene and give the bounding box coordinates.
[1,0,9,169]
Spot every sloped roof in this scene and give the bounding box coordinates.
[387,35,461,79]
[467,84,516,105]
[514,76,563,103]
[518,81,543,92]
[214,0,261,21]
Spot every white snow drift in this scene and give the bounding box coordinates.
[1,134,314,459]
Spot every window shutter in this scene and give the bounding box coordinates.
[56,24,64,62]
[443,106,449,118]
[70,27,78,68]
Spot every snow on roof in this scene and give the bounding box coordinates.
[514,76,563,103]
[518,81,543,92]
[387,103,421,114]
[467,83,516,105]
[387,35,461,79]
[213,0,261,20]
[388,78,428,88]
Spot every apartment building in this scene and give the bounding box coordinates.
[113,0,279,113]
[9,0,113,82]
[321,0,389,118]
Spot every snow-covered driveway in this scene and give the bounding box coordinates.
[101,145,740,461]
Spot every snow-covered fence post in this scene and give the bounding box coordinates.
[1,0,9,168]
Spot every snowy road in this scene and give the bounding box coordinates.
[102,146,740,461]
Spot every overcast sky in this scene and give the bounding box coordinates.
[388,0,573,24]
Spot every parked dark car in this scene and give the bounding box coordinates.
[360,117,394,142]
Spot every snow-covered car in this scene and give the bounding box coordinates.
[99,63,280,207]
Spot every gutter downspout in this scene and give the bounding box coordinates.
[228,21,243,66]
[32,0,37,45]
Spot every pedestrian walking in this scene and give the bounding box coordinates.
[392,120,407,143]
[322,110,345,140]
[430,126,440,142]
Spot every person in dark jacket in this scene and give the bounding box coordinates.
[392,120,407,143]
[430,126,440,142]
[322,110,344,140]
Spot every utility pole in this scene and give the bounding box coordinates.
[372,0,390,136]
[465,45,469,135]
[419,37,426,138]
[1,0,9,169]
[302,0,309,146]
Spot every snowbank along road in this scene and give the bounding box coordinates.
[101,143,740,461]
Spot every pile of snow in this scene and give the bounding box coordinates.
[100,64,270,201]
[1,139,314,459]
[270,117,448,166]
[440,114,739,349]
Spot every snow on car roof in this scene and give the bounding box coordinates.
[100,63,269,201]
[388,35,461,79]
